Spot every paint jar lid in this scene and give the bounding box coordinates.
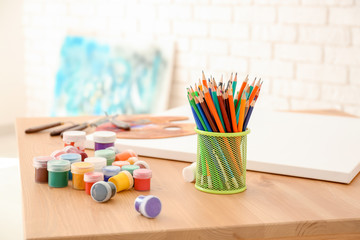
[106,146,120,154]
[134,160,150,169]
[133,169,152,179]
[59,153,81,163]
[102,166,121,176]
[93,131,116,143]
[63,131,86,142]
[47,160,71,172]
[33,156,55,168]
[50,150,66,159]
[91,181,116,203]
[84,172,104,183]
[139,195,162,218]
[121,165,140,174]
[85,157,107,169]
[95,149,116,160]
[112,161,130,168]
[71,162,94,174]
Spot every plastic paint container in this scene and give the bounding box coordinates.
[71,162,94,190]
[106,146,120,154]
[126,157,138,165]
[134,160,150,170]
[108,170,134,192]
[134,195,162,218]
[93,131,116,151]
[95,149,116,166]
[33,156,55,183]
[63,146,89,162]
[112,161,130,169]
[102,166,121,182]
[59,153,81,180]
[62,131,86,151]
[121,165,140,175]
[84,172,104,195]
[50,150,66,159]
[85,157,107,172]
[47,160,70,188]
[115,149,137,161]
[182,162,197,183]
[91,181,116,203]
[133,169,152,191]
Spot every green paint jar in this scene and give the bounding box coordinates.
[47,160,70,188]
[95,149,116,166]
[121,165,140,176]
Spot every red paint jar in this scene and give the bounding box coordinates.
[133,169,152,191]
[84,172,104,195]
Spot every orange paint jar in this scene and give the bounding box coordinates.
[84,172,104,195]
[115,149,137,161]
[71,162,94,190]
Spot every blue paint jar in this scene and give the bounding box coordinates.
[59,153,81,180]
[102,166,121,181]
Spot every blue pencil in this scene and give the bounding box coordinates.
[190,106,204,131]
[195,99,211,132]
[242,100,255,131]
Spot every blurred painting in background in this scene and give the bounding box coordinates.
[53,36,173,116]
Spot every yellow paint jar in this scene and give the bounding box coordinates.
[108,170,134,192]
[71,162,94,190]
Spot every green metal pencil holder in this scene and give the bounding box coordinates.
[195,128,250,194]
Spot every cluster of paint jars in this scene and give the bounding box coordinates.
[33,130,153,199]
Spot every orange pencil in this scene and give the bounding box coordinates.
[248,78,261,104]
[236,75,248,109]
[237,92,246,132]
[227,87,238,132]
[203,87,225,133]
[202,71,208,89]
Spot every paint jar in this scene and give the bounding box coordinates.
[102,166,121,182]
[84,172,104,195]
[33,156,55,183]
[51,150,66,159]
[62,131,86,151]
[106,146,120,154]
[115,149,137,161]
[133,169,152,191]
[112,161,130,169]
[108,170,134,192]
[63,146,89,162]
[134,195,162,218]
[91,181,116,203]
[182,162,197,183]
[126,157,138,165]
[85,157,106,172]
[134,160,150,170]
[95,149,115,166]
[71,162,94,190]
[121,165,140,175]
[93,131,116,151]
[47,160,70,188]
[59,153,81,180]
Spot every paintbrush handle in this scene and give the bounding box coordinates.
[25,122,63,133]
[50,124,79,136]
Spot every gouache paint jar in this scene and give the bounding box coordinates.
[84,172,104,195]
[91,181,116,203]
[115,149,137,161]
[112,161,130,169]
[59,153,81,180]
[93,131,116,151]
[108,170,133,192]
[134,195,162,218]
[182,162,197,183]
[33,156,55,183]
[47,160,70,188]
[71,162,94,190]
[63,146,89,162]
[133,169,152,191]
[106,146,120,154]
[95,149,115,166]
[102,166,121,182]
[62,131,86,151]
[121,165,140,176]
[126,157,138,165]
[85,157,107,173]
[134,160,150,170]
[50,150,66,159]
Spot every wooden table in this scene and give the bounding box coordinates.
[16,116,360,240]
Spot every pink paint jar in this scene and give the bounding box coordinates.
[84,172,104,195]
[133,169,152,191]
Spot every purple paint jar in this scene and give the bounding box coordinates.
[93,131,116,151]
[134,195,162,218]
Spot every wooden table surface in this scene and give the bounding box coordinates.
[16,115,360,240]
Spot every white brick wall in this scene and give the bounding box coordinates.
[22,0,360,117]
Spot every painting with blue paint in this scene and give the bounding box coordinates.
[53,36,173,116]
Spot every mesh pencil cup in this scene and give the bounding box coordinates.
[195,128,250,194]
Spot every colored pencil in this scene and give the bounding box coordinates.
[243,99,256,131]
[236,75,248,109]
[248,78,261,104]
[227,86,238,132]
[198,91,218,132]
[237,92,246,132]
[211,82,226,132]
[217,88,232,133]
[203,86,225,133]
[232,73,237,96]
